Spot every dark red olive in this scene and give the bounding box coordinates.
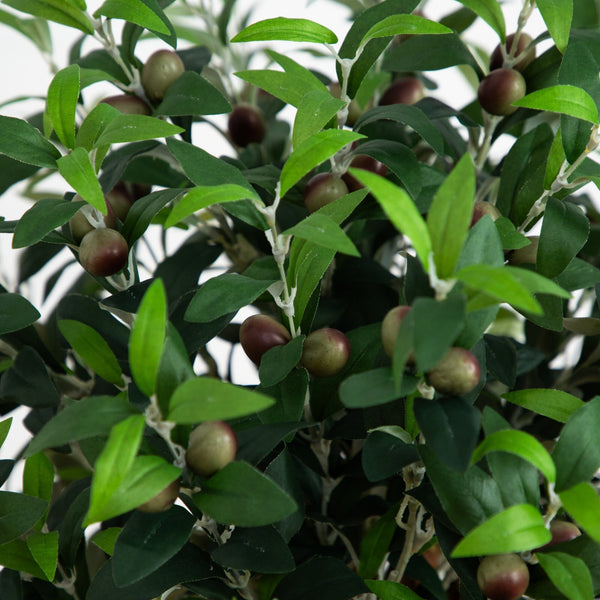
[78,228,129,277]
[471,200,501,227]
[489,33,535,72]
[343,154,388,192]
[477,68,526,116]
[228,104,266,147]
[239,314,291,366]
[477,554,529,600]
[379,77,425,106]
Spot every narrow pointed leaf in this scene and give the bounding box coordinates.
[537,0,573,53]
[537,552,594,600]
[0,115,60,168]
[56,147,106,213]
[46,64,80,149]
[503,388,584,423]
[94,0,170,34]
[26,531,58,582]
[559,482,600,543]
[0,293,40,335]
[361,14,451,46]
[95,115,184,146]
[457,0,505,40]
[231,17,337,44]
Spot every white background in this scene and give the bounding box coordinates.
[0,0,555,488]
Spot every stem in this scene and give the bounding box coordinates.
[474,114,501,170]
[144,396,186,469]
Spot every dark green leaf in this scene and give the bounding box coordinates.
[259,336,305,388]
[362,429,419,481]
[340,367,419,408]
[94,115,183,146]
[0,491,48,545]
[56,147,106,213]
[358,504,399,578]
[0,294,40,335]
[0,115,60,168]
[503,388,584,423]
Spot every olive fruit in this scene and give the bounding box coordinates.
[228,104,266,147]
[381,305,412,358]
[239,314,291,366]
[137,478,180,513]
[471,200,501,227]
[379,77,425,106]
[536,520,581,550]
[477,68,526,116]
[426,347,481,396]
[105,186,133,222]
[476,554,530,600]
[343,154,388,193]
[100,94,151,115]
[509,236,539,265]
[78,228,129,277]
[141,49,185,102]
[489,33,535,72]
[329,82,364,126]
[301,328,351,377]
[186,420,237,477]
[304,172,349,213]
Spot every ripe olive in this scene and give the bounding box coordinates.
[239,314,291,366]
[343,154,388,193]
[477,68,526,116]
[228,104,266,147]
[100,94,152,115]
[426,347,481,396]
[186,420,237,477]
[536,520,581,551]
[137,478,180,513]
[476,554,530,600]
[471,200,501,227]
[141,49,185,103]
[381,305,412,358]
[379,77,425,106]
[78,228,129,277]
[301,327,351,377]
[489,33,536,72]
[508,236,539,265]
[304,172,349,213]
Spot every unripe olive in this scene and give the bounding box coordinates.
[186,420,237,477]
[304,173,349,213]
[379,77,425,106]
[78,228,129,277]
[477,68,526,116]
[329,82,364,126]
[426,347,481,396]
[471,200,502,227]
[69,195,118,244]
[227,104,266,147]
[301,328,351,377]
[239,314,291,366]
[343,154,388,193]
[536,520,581,550]
[381,305,412,358]
[141,50,185,103]
[100,94,152,115]
[508,236,539,265]
[137,478,180,513]
[490,33,536,72]
[476,554,529,600]
[105,186,133,222]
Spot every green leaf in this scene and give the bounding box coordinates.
[0,418,11,450]
[503,388,584,423]
[155,71,232,117]
[293,90,345,148]
[282,212,359,257]
[0,491,48,544]
[25,394,139,457]
[90,527,121,555]
[0,539,46,580]
[168,378,275,424]
[27,531,58,582]
[58,319,124,386]
[471,430,556,483]
[451,504,550,557]
[537,0,573,53]
[559,482,600,544]
[427,153,475,279]
[280,129,363,197]
[195,461,297,526]
[457,0,505,39]
[129,279,167,397]
[164,184,259,229]
[537,552,594,600]
[360,14,452,46]
[340,368,419,409]
[259,336,305,388]
[94,115,184,146]
[56,147,106,213]
[12,197,85,248]
[362,430,419,482]
[231,17,337,44]
[0,293,40,335]
[350,168,432,272]
[3,0,94,33]
[46,64,80,149]
[365,580,424,600]
[0,115,61,168]
[94,0,170,34]
[23,452,54,506]
[358,505,399,579]
[512,85,599,123]
[75,102,120,151]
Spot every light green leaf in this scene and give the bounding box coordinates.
[537,0,573,53]
[512,85,598,124]
[165,184,258,228]
[56,147,106,213]
[451,504,551,557]
[90,527,121,555]
[471,430,556,483]
[361,14,452,47]
[3,0,94,34]
[349,168,432,272]
[537,552,594,600]
[507,266,571,299]
[231,17,337,44]
[559,482,600,544]
[283,212,360,257]
[280,129,363,197]
[168,377,275,424]
[129,279,167,397]
[457,0,505,40]
[366,580,424,600]
[46,64,80,149]
[94,0,170,34]
[427,153,475,279]
[503,388,584,423]
[75,102,120,151]
[94,114,184,146]
[26,531,58,582]
[58,319,124,386]
[293,90,345,148]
